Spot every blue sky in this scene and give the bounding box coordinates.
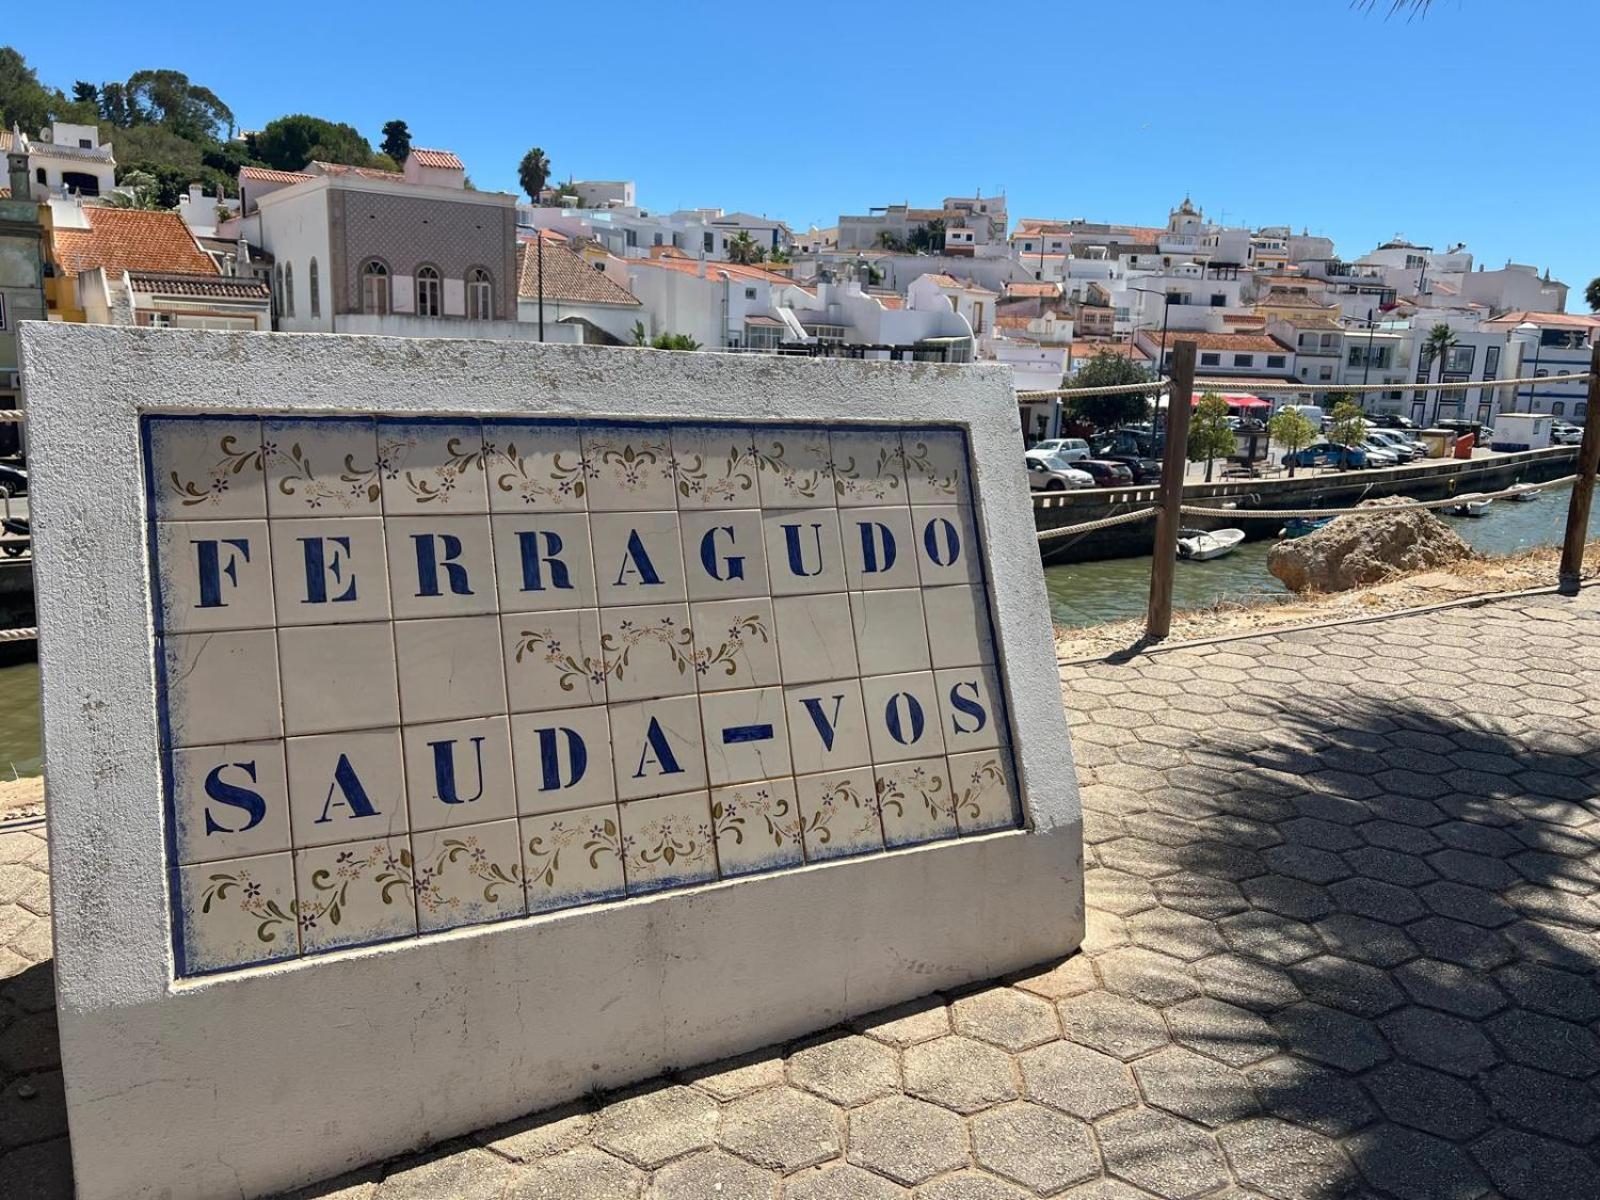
[11,0,1598,301]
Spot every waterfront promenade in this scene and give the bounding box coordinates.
[3,587,1599,1198]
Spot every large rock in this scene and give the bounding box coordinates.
[1266,500,1472,593]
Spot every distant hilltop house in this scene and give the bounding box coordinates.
[0,123,116,200]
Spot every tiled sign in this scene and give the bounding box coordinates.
[145,416,1022,976]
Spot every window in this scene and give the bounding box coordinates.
[1267,355,1285,369]
[1234,354,1254,368]
[1200,352,1221,367]
[1319,366,1333,381]
[77,138,92,149]
[62,171,99,196]
[624,230,637,248]
[744,287,757,300]
[309,259,320,317]
[284,263,294,317]
[1484,345,1500,377]
[273,264,284,316]
[361,260,390,315]
[653,233,663,246]
[703,232,715,253]
[1210,293,1226,306]
[415,266,442,318]
[1446,345,1475,374]
[34,168,45,185]
[1552,402,1566,417]
[744,322,781,351]
[467,268,492,320]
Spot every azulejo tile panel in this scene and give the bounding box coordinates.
[145,415,1024,977]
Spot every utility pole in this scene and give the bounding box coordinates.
[1147,339,1197,641]
[537,233,546,342]
[1362,308,1376,387]
[1558,343,1600,592]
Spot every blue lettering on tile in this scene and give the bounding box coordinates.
[947,681,988,734]
[535,727,588,791]
[429,736,486,805]
[517,530,573,593]
[856,522,897,574]
[633,717,683,778]
[884,693,926,745]
[781,522,825,577]
[699,526,745,582]
[722,723,774,745]
[613,530,664,587]
[299,535,357,604]
[202,760,266,834]
[798,695,845,750]
[923,517,961,566]
[412,532,474,597]
[192,537,251,608]
[316,754,381,823]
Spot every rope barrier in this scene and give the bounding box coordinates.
[1037,507,1159,542]
[1178,476,1579,521]
[0,412,22,423]
[1017,370,1591,402]
[0,627,36,642]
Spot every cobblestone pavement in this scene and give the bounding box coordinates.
[4,589,1600,1199]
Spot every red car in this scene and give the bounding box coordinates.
[1076,459,1136,488]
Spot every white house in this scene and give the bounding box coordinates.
[1,123,116,199]
[1487,312,1597,423]
[908,273,998,340]
[516,233,642,343]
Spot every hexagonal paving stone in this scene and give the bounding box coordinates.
[1085,869,1160,917]
[474,1103,593,1162]
[1419,880,1517,928]
[788,1033,900,1107]
[1426,848,1520,891]
[951,988,1059,1051]
[1262,845,1353,886]
[846,1096,970,1187]
[1216,1117,1355,1200]
[1288,955,1406,1018]
[591,1085,719,1169]
[851,998,950,1048]
[1360,820,1442,855]
[1472,1128,1600,1200]
[645,1150,775,1200]
[1217,911,1322,966]
[1406,916,1515,971]
[682,1051,786,1101]
[1057,992,1170,1061]
[970,1102,1097,1195]
[1363,1061,1492,1141]
[1494,961,1600,1022]
[1095,946,1201,1006]
[1153,875,1249,920]
[1126,909,1227,962]
[1132,1046,1259,1129]
[1011,955,1098,1001]
[1245,1056,1377,1138]
[1058,1182,1168,1200]
[505,1147,645,1200]
[374,1147,516,1200]
[1344,1124,1487,1200]
[1240,875,1336,921]
[914,1171,1028,1199]
[1483,1063,1600,1144]
[1012,1043,1132,1125]
[1393,957,1507,1018]
[1378,1006,1500,1078]
[1279,817,1363,853]
[1192,952,1302,1013]
[1327,876,1426,923]
[1164,996,1278,1067]
[1268,1003,1389,1072]
[1311,913,1419,968]
[1486,1009,1600,1079]
[1097,1109,1228,1200]
[719,1086,842,1172]
[784,1164,905,1200]
[902,1036,1018,1115]
[1339,846,1435,888]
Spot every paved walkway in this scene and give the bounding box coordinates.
[4,589,1600,1199]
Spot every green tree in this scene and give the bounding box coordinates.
[768,246,791,265]
[380,119,411,163]
[1268,407,1318,477]
[0,46,62,132]
[1327,399,1369,467]
[96,81,138,127]
[1064,352,1155,430]
[905,218,946,254]
[1187,392,1236,482]
[102,169,162,209]
[1585,276,1600,313]
[124,69,234,140]
[71,80,98,107]
[631,320,648,347]
[1422,322,1458,424]
[649,332,701,351]
[248,114,378,171]
[518,147,551,202]
[725,231,764,265]
[874,230,905,252]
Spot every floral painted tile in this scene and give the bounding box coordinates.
[148,417,268,521]
[177,851,299,973]
[689,598,779,692]
[154,520,276,634]
[376,420,491,513]
[610,695,707,802]
[679,508,771,601]
[520,804,626,914]
[402,716,517,833]
[269,517,391,625]
[590,511,687,607]
[934,665,1007,754]
[838,506,921,591]
[700,686,793,787]
[293,837,419,954]
[671,425,758,508]
[620,790,718,895]
[771,593,859,684]
[762,508,847,596]
[794,768,884,863]
[911,505,984,586]
[582,425,677,511]
[901,430,972,505]
[411,819,526,932]
[276,621,400,736]
[482,421,587,512]
[711,778,804,878]
[921,585,996,670]
[752,426,834,509]
[263,418,383,515]
[161,630,284,748]
[285,727,408,848]
[875,758,958,849]
[491,513,599,612]
[785,680,871,775]
[502,608,609,713]
[600,603,697,702]
[511,704,616,815]
[393,614,507,723]
[829,429,905,507]
[385,515,498,619]
[850,588,933,676]
[171,740,292,864]
[947,750,1021,836]
[859,671,947,764]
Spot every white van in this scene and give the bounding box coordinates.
[1276,404,1326,428]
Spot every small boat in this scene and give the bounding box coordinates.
[1443,493,1493,517]
[1281,517,1331,539]
[1177,527,1245,561]
[1508,485,1541,502]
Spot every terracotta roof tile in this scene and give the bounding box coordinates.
[1005,282,1061,298]
[129,272,269,299]
[239,166,313,185]
[51,208,218,278]
[408,148,464,170]
[631,256,796,288]
[516,239,640,307]
[308,161,405,182]
[1144,330,1292,353]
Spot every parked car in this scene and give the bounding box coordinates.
[1025,458,1094,492]
[1551,421,1583,445]
[1365,429,1425,460]
[1282,442,1369,469]
[1076,459,1137,488]
[1357,441,1401,467]
[1091,447,1163,483]
[0,464,26,498]
[1372,413,1418,430]
[1025,437,1091,463]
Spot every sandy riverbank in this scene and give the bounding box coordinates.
[1056,538,1600,662]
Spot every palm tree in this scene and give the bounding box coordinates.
[725,231,764,265]
[518,147,551,203]
[1585,276,1600,313]
[1423,322,1458,425]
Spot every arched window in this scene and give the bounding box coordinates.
[415,265,441,318]
[284,263,295,318]
[1552,402,1566,417]
[467,268,493,320]
[34,167,46,186]
[361,260,390,315]
[309,258,320,318]
[273,264,284,317]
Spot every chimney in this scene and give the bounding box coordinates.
[235,236,249,278]
[6,124,29,200]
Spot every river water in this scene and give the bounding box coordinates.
[0,486,1594,776]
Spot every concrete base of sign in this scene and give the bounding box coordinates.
[21,323,1083,1200]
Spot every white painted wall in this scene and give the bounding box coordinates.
[253,185,333,332]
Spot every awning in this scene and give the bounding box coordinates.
[1192,392,1269,410]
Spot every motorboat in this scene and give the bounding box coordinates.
[1177,528,1246,561]
[1443,493,1493,517]
[1281,517,1331,539]
[1508,485,1541,502]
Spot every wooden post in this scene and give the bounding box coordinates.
[1557,343,1600,592]
[1146,339,1197,641]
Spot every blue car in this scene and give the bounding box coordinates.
[1282,442,1368,469]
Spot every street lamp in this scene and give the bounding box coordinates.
[1128,287,1175,438]
[1361,307,1377,388]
